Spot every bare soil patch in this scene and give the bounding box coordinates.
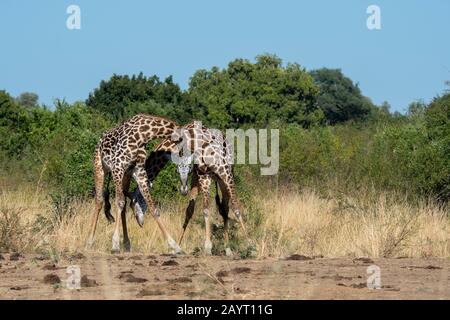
[0,253,448,299]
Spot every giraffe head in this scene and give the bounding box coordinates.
[173,153,194,196]
[129,187,147,227]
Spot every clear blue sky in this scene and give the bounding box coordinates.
[1,0,449,112]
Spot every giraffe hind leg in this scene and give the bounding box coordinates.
[86,154,108,249]
[217,180,232,256]
[103,173,115,223]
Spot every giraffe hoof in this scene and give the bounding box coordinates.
[204,240,212,256]
[168,238,184,255]
[112,234,120,253]
[225,248,233,257]
[111,248,120,254]
[123,242,131,252]
[172,249,186,255]
[85,239,94,250]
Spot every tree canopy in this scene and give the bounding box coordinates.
[1,58,449,203]
[310,68,375,124]
[86,72,190,123]
[188,54,322,128]
[16,92,39,108]
[85,56,384,128]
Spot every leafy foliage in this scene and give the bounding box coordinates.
[188,54,322,128]
[310,68,375,124]
[1,55,448,213]
[86,73,190,123]
[16,92,39,108]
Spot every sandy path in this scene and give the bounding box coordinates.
[0,253,448,299]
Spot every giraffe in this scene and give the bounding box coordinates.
[85,113,183,254]
[130,122,247,255]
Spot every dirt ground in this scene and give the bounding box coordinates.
[0,252,448,300]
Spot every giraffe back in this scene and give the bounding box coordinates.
[97,114,178,171]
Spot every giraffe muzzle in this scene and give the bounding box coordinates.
[180,184,189,196]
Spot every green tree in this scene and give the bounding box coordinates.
[188,54,321,128]
[424,93,450,200]
[86,73,189,123]
[0,91,30,158]
[310,68,375,124]
[16,92,39,108]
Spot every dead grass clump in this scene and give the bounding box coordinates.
[0,185,448,258]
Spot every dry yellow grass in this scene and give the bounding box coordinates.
[0,185,448,258]
[257,189,449,258]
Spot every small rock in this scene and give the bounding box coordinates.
[42,263,58,270]
[162,260,179,266]
[34,255,49,261]
[216,270,229,278]
[69,252,86,260]
[137,288,163,297]
[352,257,374,264]
[43,274,61,285]
[119,273,147,283]
[424,265,442,270]
[119,270,133,275]
[9,253,22,261]
[81,275,98,287]
[285,254,312,261]
[10,285,29,291]
[168,277,192,283]
[382,285,400,291]
[231,267,251,274]
[350,282,367,289]
[234,287,250,294]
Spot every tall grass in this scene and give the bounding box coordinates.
[1,183,448,258]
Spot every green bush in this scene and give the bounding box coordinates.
[1,84,448,221]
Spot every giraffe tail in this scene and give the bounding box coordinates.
[103,173,115,223]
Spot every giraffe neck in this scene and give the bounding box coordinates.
[131,114,180,144]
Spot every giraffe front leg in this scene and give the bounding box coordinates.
[200,176,212,255]
[121,205,130,252]
[111,172,126,253]
[86,154,106,250]
[111,197,125,254]
[216,168,247,238]
[178,198,196,245]
[224,180,247,237]
[133,165,184,254]
[178,169,200,245]
[121,173,132,252]
[217,180,232,256]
